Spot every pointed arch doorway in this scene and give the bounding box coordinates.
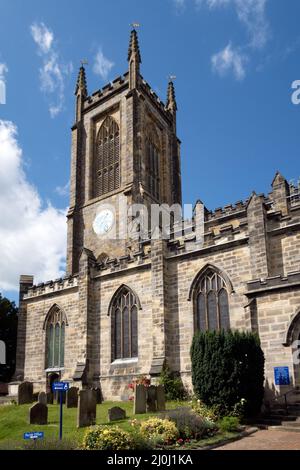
[283,310,300,386]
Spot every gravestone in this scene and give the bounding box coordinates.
[108,406,126,422]
[17,381,33,405]
[156,385,166,411]
[134,384,147,414]
[146,385,157,412]
[66,387,79,408]
[77,389,97,428]
[46,392,53,404]
[38,391,47,406]
[29,402,48,425]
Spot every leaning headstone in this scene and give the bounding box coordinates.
[29,402,48,425]
[38,391,47,406]
[156,385,166,411]
[146,385,157,412]
[17,381,33,405]
[77,389,97,428]
[134,384,147,414]
[108,406,126,422]
[66,387,79,408]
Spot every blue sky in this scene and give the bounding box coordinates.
[0,0,300,301]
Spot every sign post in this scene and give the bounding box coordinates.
[52,382,69,440]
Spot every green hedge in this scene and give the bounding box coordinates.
[191,330,265,417]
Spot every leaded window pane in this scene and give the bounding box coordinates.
[197,293,206,331]
[194,269,231,332]
[131,306,138,357]
[111,287,139,360]
[123,307,130,358]
[45,307,67,369]
[207,291,218,330]
[115,308,122,359]
[219,289,230,330]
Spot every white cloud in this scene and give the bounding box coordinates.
[93,48,114,81]
[0,120,67,292]
[0,63,8,104]
[30,22,54,54]
[55,180,70,197]
[211,43,247,80]
[30,22,72,117]
[195,0,269,49]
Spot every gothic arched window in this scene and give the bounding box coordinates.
[45,306,67,369]
[194,268,230,332]
[94,116,120,198]
[145,126,160,200]
[110,286,140,361]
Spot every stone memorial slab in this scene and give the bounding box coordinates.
[108,406,126,422]
[17,381,33,405]
[134,384,147,414]
[146,385,157,412]
[77,389,97,428]
[156,385,166,411]
[38,391,47,406]
[66,387,79,408]
[29,402,48,425]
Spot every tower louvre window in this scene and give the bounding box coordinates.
[94,116,120,198]
[146,138,160,200]
[194,268,230,332]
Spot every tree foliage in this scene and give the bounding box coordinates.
[0,293,18,382]
[191,330,265,417]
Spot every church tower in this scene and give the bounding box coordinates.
[66,29,182,275]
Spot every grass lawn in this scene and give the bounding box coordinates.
[0,400,180,449]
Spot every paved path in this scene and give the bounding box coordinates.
[215,429,300,450]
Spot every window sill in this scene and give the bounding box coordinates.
[111,357,138,365]
[45,367,64,373]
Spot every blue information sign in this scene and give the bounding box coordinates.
[274,366,290,385]
[24,432,44,440]
[52,381,69,391]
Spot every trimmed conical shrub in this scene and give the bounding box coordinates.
[191,330,265,416]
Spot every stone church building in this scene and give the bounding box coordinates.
[14,30,300,402]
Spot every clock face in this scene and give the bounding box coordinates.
[93,209,114,236]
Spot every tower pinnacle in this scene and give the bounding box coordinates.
[166,78,177,114]
[75,65,88,97]
[128,28,141,90]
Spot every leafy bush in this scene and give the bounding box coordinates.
[190,399,220,422]
[140,417,179,444]
[159,363,187,401]
[82,425,133,450]
[218,416,240,433]
[191,330,265,417]
[163,408,218,440]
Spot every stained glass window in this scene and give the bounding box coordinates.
[45,306,67,368]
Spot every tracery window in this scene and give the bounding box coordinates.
[195,268,230,332]
[45,306,67,369]
[94,116,120,197]
[111,286,139,360]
